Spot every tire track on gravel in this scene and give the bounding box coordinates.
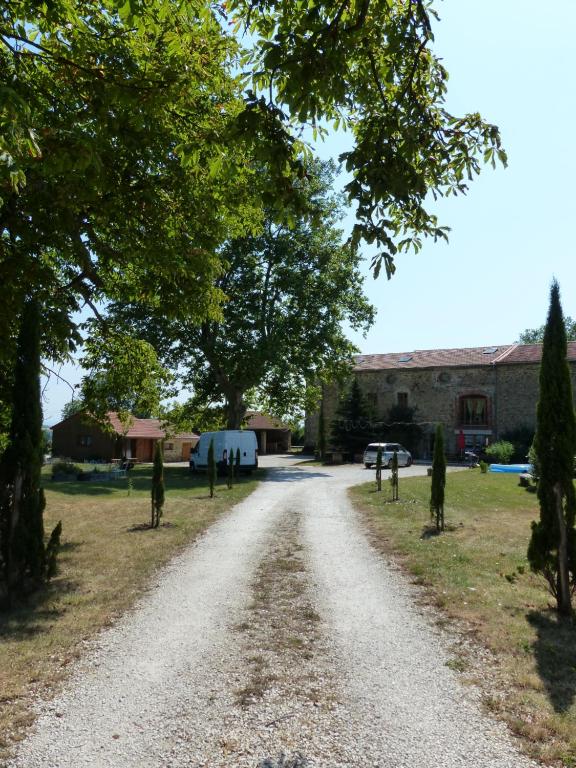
[303,469,538,768]
[9,464,539,768]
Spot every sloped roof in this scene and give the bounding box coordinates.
[51,411,198,440]
[496,341,576,364]
[245,411,290,431]
[354,342,576,371]
[354,346,512,371]
[107,413,165,438]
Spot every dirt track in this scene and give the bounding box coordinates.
[10,459,535,767]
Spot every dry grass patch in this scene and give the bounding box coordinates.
[234,512,329,710]
[0,465,261,759]
[351,470,576,766]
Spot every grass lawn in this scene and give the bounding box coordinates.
[351,470,576,767]
[0,464,261,759]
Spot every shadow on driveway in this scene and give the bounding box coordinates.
[264,468,331,483]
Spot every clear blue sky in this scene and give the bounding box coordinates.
[41,0,576,423]
[338,0,576,353]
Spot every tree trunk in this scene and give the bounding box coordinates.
[554,482,572,616]
[225,390,247,430]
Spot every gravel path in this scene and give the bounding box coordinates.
[10,461,537,768]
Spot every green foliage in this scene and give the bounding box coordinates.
[528,282,576,616]
[60,399,85,422]
[518,317,576,344]
[80,332,172,431]
[1,0,261,379]
[2,1,503,486]
[41,427,51,456]
[151,441,165,529]
[208,439,216,499]
[376,446,382,492]
[231,0,506,278]
[227,450,234,489]
[500,426,535,464]
[485,441,515,464]
[430,424,446,532]
[161,399,225,436]
[317,400,326,461]
[106,160,374,428]
[378,404,423,457]
[330,379,375,457]
[51,461,80,477]
[390,449,399,501]
[479,461,489,474]
[236,447,241,472]
[0,300,46,606]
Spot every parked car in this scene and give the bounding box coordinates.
[363,442,412,469]
[189,430,258,474]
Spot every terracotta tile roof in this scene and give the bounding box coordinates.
[105,413,198,440]
[245,411,289,431]
[354,342,576,371]
[106,413,165,438]
[354,346,513,371]
[496,342,576,364]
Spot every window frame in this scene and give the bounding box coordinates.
[458,395,489,427]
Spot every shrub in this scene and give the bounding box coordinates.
[528,443,540,481]
[500,425,535,463]
[485,440,514,464]
[430,424,446,532]
[208,438,216,498]
[51,461,79,477]
[151,441,165,528]
[479,461,489,474]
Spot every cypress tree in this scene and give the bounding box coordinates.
[151,440,165,528]
[528,281,576,616]
[430,424,446,532]
[391,449,399,501]
[227,448,234,489]
[330,378,375,459]
[0,300,46,605]
[317,399,326,461]
[376,446,382,491]
[236,446,241,474]
[208,438,216,498]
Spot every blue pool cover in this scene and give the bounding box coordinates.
[489,463,532,473]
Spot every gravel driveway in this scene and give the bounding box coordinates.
[10,460,536,768]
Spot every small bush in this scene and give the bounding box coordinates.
[485,440,514,464]
[51,461,79,477]
[479,460,489,474]
[528,443,540,481]
[500,425,534,463]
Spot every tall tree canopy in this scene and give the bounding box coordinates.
[1,0,504,443]
[103,160,375,427]
[518,317,576,344]
[230,0,506,278]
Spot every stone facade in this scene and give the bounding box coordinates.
[305,343,576,459]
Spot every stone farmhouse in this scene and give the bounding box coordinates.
[305,343,576,459]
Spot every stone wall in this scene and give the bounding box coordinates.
[305,360,576,459]
[496,362,576,437]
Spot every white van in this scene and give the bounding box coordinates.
[189,430,258,473]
